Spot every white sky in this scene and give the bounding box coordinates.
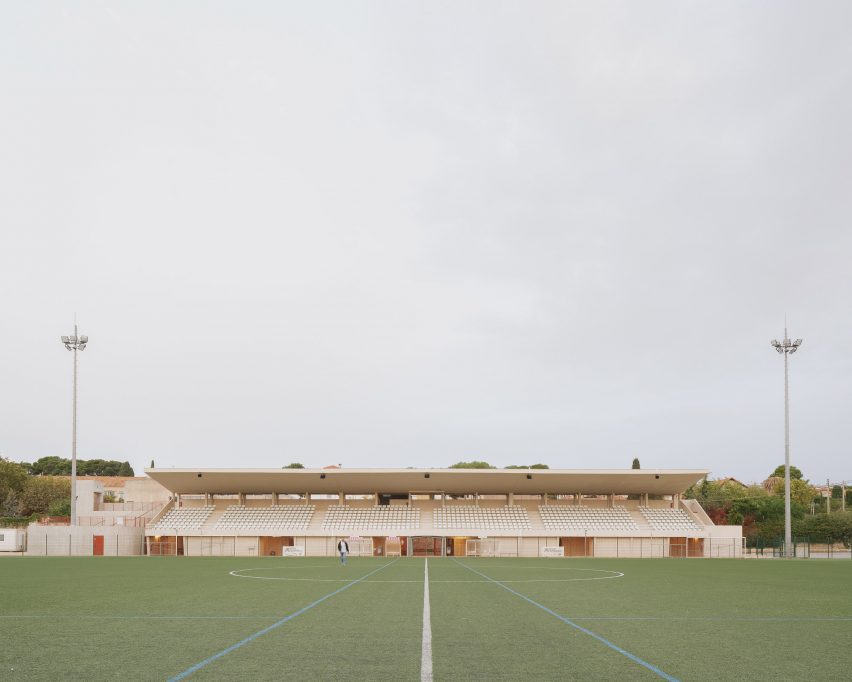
[1,2,850,484]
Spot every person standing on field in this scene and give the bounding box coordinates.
[337,538,349,565]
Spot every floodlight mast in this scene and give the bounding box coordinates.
[61,323,88,526]
[771,327,802,558]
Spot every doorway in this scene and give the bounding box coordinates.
[449,537,468,557]
[669,537,687,557]
[561,536,593,557]
[93,535,104,556]
[411,536,442,557]
[372,536,386,557]
[260,536,293,556]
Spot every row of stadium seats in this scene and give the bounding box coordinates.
[145,503,704,534]
[538,505,639,531]
[433,506,532,530]
[148,505,215,531]
[639,507,701,532]
[322,505,421,530]
[215,505,316,530]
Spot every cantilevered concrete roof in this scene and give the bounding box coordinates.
[145,468,708,496]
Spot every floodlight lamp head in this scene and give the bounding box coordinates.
[78,343,87,351]
[793,339,802,346]
[771,340,780,347]
[789,347,797,354]
[61,336,70,343]
[79,335,88,344]
[775,347,784,354]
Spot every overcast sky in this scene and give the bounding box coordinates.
[1,2,850,484]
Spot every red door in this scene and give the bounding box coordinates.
[93,535,105,556]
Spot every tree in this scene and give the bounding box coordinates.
[0,459,28,516]
[770,465,803,480]
[47,498,72,517]
[831,485,842,499]
[29,456,133,477]
[797,511,852,546]
[685,479,767,527]
[28,456,71,476]
[0,458,28,493]
[625,458,642,498]
[283,463,305,469]
[19,477,71,516]
[150,460,155,469]
[772,478,820,507]
[504,464,549,469]
[448,461,495,469]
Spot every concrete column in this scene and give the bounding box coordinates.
[575,493,581,506]
[338,492,345,505]
[608,493,614,508]
[272,492,279,506]
[238,492,246,506]
[508,492,514,507]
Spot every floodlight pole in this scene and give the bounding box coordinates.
[783,342,790,555]
[771,327,802,558]
[61,323,88,526]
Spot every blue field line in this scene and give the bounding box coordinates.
[168,559,399,681]
[453,559,679,682]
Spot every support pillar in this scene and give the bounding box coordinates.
[272,492,279,506]
[508,492,514,507]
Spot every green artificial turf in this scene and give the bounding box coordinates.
[1,556,850,680]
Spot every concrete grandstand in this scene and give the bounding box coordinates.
[140,468,743,558]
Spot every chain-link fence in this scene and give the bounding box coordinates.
[744,536,852,559]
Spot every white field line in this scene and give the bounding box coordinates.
[1,614,849,623]
[421,558,433,682]
[229,566,625,583]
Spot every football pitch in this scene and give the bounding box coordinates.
[1,557,850,680]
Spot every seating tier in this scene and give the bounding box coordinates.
[322,505,421,531]
[433,506,531,531]
[148,505,215,531]
[639,507,702,532]
[538,505,638,532]
[214,505,315,531]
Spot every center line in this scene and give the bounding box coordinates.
[421,558,433,682]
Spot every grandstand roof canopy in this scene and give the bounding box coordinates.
[145,468,709,496]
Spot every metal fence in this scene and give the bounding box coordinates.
[745,537,852,559]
